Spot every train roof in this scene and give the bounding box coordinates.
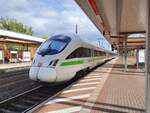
[50,33,115,54]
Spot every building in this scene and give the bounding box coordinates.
[0,29,45,64]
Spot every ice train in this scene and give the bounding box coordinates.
[29,33,115,83]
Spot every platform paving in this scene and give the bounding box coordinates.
[0,62,31,70]
[81,57,145,113]
[35,57,145,113]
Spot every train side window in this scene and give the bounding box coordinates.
[83,48,91,57]
[66,48,81,59]
[66,47,91,59]
[94,50,99,56]
[93,50,107,57]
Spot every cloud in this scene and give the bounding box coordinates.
[0,0,111,50]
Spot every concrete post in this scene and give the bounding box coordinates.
[124,37,127,71]
[146,0,150,112]
[136,48,139,69]
[2,50,4,64]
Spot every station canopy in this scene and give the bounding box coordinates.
[0,29,45,44]
[75,0,147,50]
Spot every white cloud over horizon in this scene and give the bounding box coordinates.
[0,0,111,50]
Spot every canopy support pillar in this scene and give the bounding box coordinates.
[124,37,127,71]
[136,48,139,69]
[146,0,150,112]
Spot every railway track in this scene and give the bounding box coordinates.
[0,60,110,113]
[0,72,86,113]
[0,68,41,102]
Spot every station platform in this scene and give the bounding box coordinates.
[0,62,31,70]
[35,57,145,113]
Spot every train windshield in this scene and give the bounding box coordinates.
[38,35,71,56]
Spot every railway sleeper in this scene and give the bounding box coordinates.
[0,108,19,113]
[11,103,30,110]
[20,99,38,105]
[35,92,50,97]
[27,95,45,101]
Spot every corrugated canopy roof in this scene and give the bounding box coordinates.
[0,29,45,43]
[75,0,147,50]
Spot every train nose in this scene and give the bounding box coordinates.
[29,67,39,81]
[29,67,56,83]
[38,67,56,82]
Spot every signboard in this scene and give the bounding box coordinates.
[138,49,145,63]
[11,51,17,54]
[0,50,3,60]
[23,51,31,62]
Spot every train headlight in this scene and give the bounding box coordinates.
[49,59,59,67]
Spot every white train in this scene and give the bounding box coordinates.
[29,33,115,83]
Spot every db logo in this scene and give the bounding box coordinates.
[38,63,42,67]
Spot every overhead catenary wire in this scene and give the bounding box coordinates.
[55,0,111,50]
[55,0,94,34]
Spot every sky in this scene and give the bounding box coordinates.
[0,0,111,50]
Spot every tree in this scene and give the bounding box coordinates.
[0,17,33,35]
[41,35,49,40]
